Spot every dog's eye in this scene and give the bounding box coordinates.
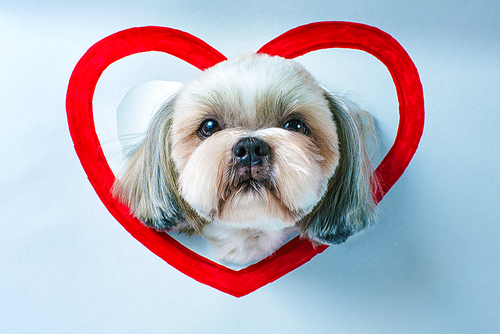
[198,119,221,138]
[284,119,309,135]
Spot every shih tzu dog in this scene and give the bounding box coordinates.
[113,54,377,264]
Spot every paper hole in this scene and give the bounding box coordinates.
[116,81,182,156]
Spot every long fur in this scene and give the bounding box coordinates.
[112,99,207,233]
[298,94,377,243]
[113,54,377,264]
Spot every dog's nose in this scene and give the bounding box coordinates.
[233,137,270,166]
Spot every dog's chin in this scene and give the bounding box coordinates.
[201,181,298,264]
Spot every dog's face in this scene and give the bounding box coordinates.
[169,55,339,230]
[114,54,376,263]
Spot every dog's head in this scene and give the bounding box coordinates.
[113,54,376,245]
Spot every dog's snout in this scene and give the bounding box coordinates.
[233,137,270,166]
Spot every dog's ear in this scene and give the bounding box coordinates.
[112,98,204,232]
[300,93,377,244]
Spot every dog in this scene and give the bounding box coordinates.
[113,54,377,264]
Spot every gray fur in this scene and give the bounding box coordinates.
[300,93,377,244]
[113,99,186,230]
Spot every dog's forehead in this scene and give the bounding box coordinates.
[179,55,329,129]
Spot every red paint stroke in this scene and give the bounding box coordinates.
[66,22,424,297]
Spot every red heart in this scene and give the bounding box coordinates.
[66,22,424,297]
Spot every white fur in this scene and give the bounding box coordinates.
[114,54,376,265]
[202,223,293,264]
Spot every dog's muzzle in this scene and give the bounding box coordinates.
[232,137,270,183]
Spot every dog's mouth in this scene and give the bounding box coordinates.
[228,163,273,195]
[236,178,271,194]
[218,161,277,207]
[216,163,301,225]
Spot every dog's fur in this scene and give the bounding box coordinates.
[113,54,377,264]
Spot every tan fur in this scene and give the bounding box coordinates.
[113,54,376,264]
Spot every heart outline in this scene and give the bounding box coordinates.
[66,22,424,297]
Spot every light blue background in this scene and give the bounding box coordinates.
[1,1,499,333]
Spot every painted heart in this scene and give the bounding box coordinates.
[66,22,424,297]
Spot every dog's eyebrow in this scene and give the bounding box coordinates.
[190,94,230,118]
[281,104,303,119]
